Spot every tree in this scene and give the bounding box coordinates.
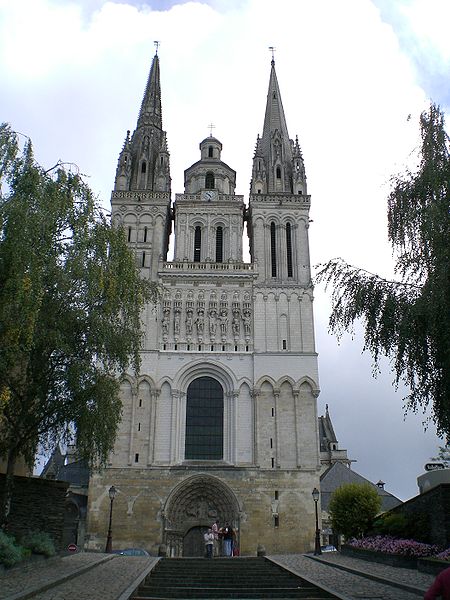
[315,104,450,438]
[430,444,450,467]
[329,483,382,540]
[0,124,157,526]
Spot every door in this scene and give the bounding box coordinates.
[183,526,205,557]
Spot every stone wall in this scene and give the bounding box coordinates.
[389,483,450,547]
[0,474,68,550]
[86,467,319,556]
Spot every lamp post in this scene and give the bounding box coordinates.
[105,485,116,553]
[312,487,322,555]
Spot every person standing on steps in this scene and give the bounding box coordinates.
[222,523,234,557]
[211,519,220,557]
[203,527,214,558]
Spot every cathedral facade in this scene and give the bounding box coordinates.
[86,52,321,556]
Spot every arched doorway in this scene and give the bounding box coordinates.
[163,475,240,557]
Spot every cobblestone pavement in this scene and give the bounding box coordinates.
[0,553,157,600]
[271,553,436,599]
[0,551,438,600]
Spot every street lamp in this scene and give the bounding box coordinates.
[312,487,322,555]
[105,485,117,553]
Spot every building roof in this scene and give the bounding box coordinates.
[320,461,402,513]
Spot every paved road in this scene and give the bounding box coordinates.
[0,551,438,599]
[273,553,435,599]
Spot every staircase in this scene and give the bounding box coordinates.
[131,557,339,599]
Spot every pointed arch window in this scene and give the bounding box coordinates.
[276,166,281,179]
[194,226,202,262]
[215,226,223,263]
[205,172,215,189]
[141,161,147,173]
[286,222,293,278]
[185,376,223,460]
[270,221,277,277]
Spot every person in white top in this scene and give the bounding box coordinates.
[204,527,214,558]
[211,520,220,556]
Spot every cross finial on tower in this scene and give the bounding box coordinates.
[208,123,215,137]
[154,40,160,54]
[269,46,276,65]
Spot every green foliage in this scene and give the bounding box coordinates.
[371,511,430,543]
[430,444,450,467]
[0,531,24,568]
[315,104,450,438]
[21,530,55,557]
[371,513,409,537]
[329,483,382,540]
[0,123,158,522]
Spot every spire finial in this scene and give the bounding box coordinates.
[208,123,215,137]
[154,40,160,55]
[269,46,276,65]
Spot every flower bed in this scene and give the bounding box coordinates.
[342,536,442,570]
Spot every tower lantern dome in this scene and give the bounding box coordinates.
[200,136,222,160]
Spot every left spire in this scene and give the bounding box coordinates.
[114,48,171,193]
[137,50,162,130]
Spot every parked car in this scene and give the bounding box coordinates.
[321,545,337,553]
[112,548,150,556]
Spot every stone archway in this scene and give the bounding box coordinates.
[163,475,240,557]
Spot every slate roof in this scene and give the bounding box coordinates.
[320,461,402,513]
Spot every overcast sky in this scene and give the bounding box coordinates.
[1,0,448,501]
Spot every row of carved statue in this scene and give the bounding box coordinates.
[161,307,251,341]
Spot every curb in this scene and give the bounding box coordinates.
[305,554,426,597]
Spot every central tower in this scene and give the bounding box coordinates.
[87,53,321,557]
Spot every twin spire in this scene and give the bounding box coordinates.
[137,52,162,130]
[115,50,306,196]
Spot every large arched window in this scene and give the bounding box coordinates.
[215,226,223,263]
[270,222,277,277]
[194,226,202,262]
[185,377,223,460]
[205,172,215,189]
[286,222,293,278]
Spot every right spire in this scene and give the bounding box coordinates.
[250,57,306,195]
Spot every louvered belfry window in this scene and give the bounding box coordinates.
[286,222,293,277]
[216,226,223,263]
[194,226,201,262]
[271,222,277,277]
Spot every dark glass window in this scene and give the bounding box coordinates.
[208,146,213,158]
[141,161,146,173]
[270,222,277,277]
[205,172,215,189]
[185,377,223,460]
[194,226,201,262]
[286,222,293,277]
[216,226,223,262]
[276,166,281,179]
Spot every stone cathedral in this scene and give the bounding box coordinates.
[86,52,321,556]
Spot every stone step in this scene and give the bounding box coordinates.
[131,557,339,599]
[133,587,334,599]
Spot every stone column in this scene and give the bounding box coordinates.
[128,385,138,466]
[274,388,280,468]
[147,388,160,465]
[251,388,260,466]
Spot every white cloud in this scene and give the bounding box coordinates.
[0,0,446,500]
